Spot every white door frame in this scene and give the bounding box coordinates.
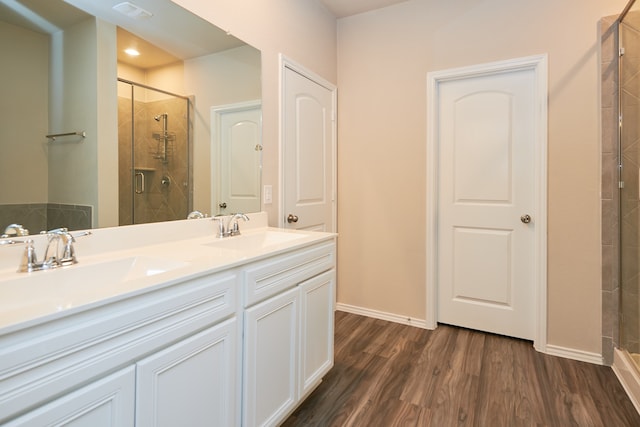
[278,54,337,231]
[426,54,548,351]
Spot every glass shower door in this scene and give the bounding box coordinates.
[620,6,640,367]
[117,79,191,225]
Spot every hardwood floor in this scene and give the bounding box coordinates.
[283,311,640,427]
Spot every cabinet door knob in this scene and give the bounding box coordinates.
[287,214,299,223]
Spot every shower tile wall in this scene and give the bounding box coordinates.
[601,15,620,366]
[118,95,190,226]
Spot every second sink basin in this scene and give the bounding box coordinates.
[203,229,307,251]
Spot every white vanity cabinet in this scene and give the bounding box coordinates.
[242,241,336,427]
[298,269,335,398]
[5,366,136,427]
[0,271,240,426]
[0,227,336,427]
[136,317,238,427]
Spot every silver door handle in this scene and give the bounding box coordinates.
[287,214,299,223]
[520,214,531,224]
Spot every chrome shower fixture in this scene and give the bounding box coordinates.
[153,113,170,163]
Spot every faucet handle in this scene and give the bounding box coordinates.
[19,239,39,273]
[58,233,77,266]
[213,216,226,238]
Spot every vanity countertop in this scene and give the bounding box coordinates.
[0,213,335,335]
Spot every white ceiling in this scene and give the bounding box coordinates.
[320,0,409,18]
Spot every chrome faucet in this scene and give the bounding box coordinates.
[213,213,250,238]
[43,228,77,267]
[187,210,208,219]
[2,224,29,238]
[17,228,91,272]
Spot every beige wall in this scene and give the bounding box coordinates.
[49,18,118,228]
[337,0,627,354]
[183,45,262,215]
[172,0,337,223]
[0,21,49,203]
[172,0,627,355]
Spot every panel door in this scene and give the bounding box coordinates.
[136,319,238,427]
[283,65,335,232]
[243,287,298,427]
[5,366,135,427]
[437,67,536,340]
[214,103,262,215]
[298,270,335,398]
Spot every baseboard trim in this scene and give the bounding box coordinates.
[336,303,429,329]
[613,348,640,415]
[545,344,604,365]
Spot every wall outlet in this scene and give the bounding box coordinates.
[263,185,272,204]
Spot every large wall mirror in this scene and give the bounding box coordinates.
[0,0,262,233]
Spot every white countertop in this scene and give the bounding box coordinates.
[0,213,335,335]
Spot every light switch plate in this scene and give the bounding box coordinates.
[263,185,272,204]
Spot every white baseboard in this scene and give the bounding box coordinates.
[544,344,604,365]
[336,303,430,329]
[336,304,608,367]
[613,348,640,415]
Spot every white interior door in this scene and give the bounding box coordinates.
[282,60,336,232]
[212,101,262,215]
[433,59,545,341]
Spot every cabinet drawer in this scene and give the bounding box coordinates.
[243,241,335,307]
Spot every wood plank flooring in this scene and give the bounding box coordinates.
[283,311,640,426]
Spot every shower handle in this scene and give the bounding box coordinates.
[135,172,145,194]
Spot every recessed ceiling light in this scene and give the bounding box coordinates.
[125,48,140,56]
[112,2,153,20]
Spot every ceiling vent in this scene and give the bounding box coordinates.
[112,2,153,20]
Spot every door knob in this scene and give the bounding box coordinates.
[520,214,532,224]
[219,202,227,209]
[287,214,299,223]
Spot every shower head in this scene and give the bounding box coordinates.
[154,113,167,121]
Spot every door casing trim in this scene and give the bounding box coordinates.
[425,54,548,351]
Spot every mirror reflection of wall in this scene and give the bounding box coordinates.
[0,0,261,233]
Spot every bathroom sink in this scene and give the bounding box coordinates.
[202,229,308,251]
[0,256,190,323]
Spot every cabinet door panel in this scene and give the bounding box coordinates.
[299,270,335,397]
[5,366,135,427]
[136,318,238,427]
[244,287,298,427]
